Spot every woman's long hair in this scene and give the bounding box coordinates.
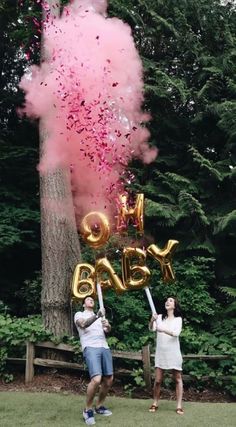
[162,297,182,320]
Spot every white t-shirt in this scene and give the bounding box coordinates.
[152,314,183,370]
[74,310,109,351]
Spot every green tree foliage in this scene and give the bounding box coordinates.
[108,0,236,290]
[0,0,41,311]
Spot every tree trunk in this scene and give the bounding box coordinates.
[40,164,81,336]
[40,0,81,337]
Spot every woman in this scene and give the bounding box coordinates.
[149,297,184,415]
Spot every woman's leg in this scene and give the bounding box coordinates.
[152,368,163,406]
[173,370,183,410]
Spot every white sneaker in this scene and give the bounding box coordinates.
[83,409,96,425]
[95,406,112,416]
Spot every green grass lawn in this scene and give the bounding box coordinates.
[0,392,235,427]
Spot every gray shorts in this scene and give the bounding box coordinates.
[83,347,113,378]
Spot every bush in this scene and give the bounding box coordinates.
[180,319,236,395]
[0,313,51,382]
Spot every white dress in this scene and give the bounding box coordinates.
[152,315,183,371]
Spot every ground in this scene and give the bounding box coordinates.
[0,370,234,403]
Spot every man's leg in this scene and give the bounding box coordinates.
[95,348,113,413]
[86,375,102,410]
[96,375,113,408]
[83,347,102,410]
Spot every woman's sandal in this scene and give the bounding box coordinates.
[176,408,184,415]
[149,404,158,412]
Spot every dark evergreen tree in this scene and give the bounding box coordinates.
[0,0,40,313]
[109,0,236,296]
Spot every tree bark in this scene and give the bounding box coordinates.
[40,164,81,336]
[40,1,81,336]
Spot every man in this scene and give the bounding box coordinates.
[74,296,113,426]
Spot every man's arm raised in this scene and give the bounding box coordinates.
[76,308,105,329]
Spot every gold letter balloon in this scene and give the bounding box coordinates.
[147,240,179,282]
[117,193,144,234]
[71,263,96,300]
[95,257,126,294]
[80,211,110,249]
[122,247,151,290]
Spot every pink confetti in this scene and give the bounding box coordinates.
[19,0,157,226]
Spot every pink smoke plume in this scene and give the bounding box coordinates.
[19,0,157,223]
